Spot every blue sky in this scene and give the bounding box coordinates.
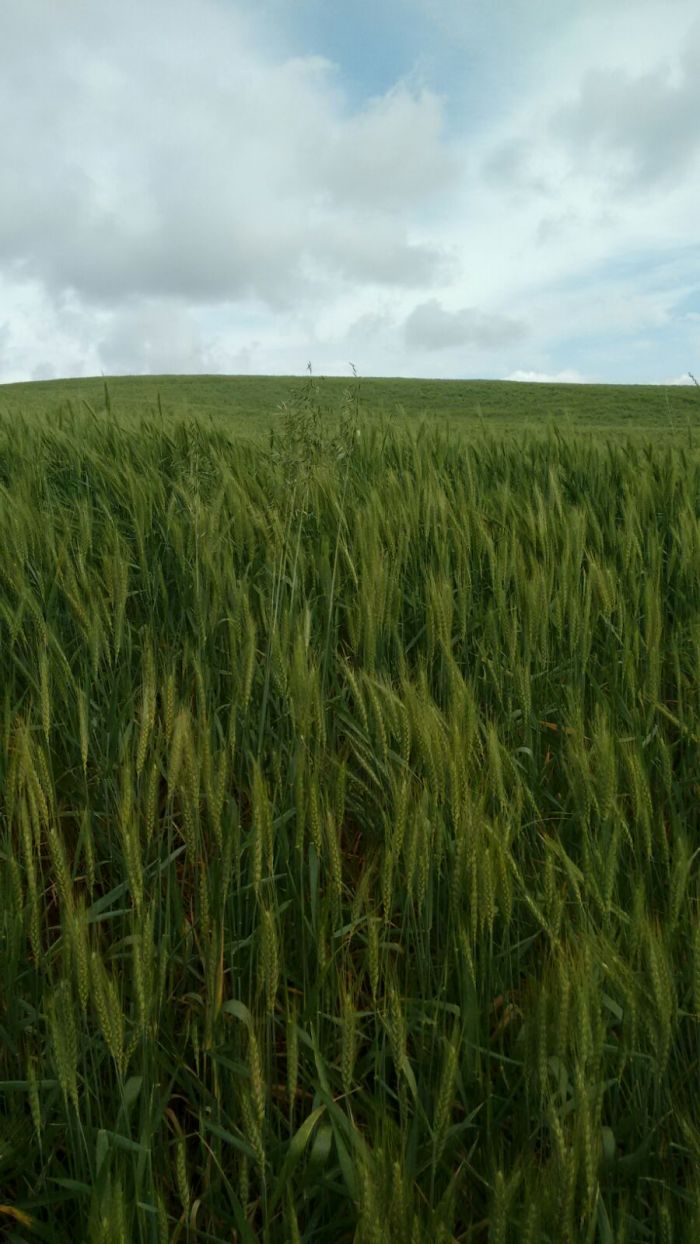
[0,0,699,384]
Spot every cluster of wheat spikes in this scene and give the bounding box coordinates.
[0,375,699,1243]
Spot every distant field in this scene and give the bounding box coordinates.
[1,372,698,442]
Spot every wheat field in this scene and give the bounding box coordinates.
[0,378,699,1242]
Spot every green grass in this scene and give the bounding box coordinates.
[0,375,699,1242]
[1,371,698,443]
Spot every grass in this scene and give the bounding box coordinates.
[1,370,699,444]
[0,373,699,1241]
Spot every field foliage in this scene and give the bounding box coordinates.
[1,371,698,443]
[0,378,699,1242]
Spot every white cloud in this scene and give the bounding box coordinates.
[403,299,527,352]
[0,0,699,383]
[0,277,104,383]
[549,27,700,191]
[97,300,217,376]
[0,0,455,314]
[505,369,590,384]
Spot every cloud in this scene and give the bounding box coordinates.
[1,0,699,385]
[345,308,397,341]
[481,138,550,195]
[0,320,10,368]
[0,0,456,314]
[96,300,215,375]
[315,82,458,211]
[550,42,700,190]
[505,369,590,384]
[403,299,527,352]
[475,9,700,227]
[0,277,105,383]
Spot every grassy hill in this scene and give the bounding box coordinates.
[1,372,698,441]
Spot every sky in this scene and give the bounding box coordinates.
[1,0,699,385]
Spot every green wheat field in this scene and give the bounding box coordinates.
[0,373,699,1242]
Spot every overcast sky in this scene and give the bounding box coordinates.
[1,0,699,384]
